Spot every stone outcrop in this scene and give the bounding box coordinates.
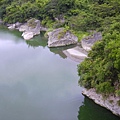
[47,28,78,47]
[8,24,16,30]
[19,24,28,32]
[82,88,120,117]
[22,32,34,40]
[81,32,102,51]
[20,18,40,40]
[63,46,88,62]
[15,22,22,29]
[7,22,22,30]
[7,18,41,40]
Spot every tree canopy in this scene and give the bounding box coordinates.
[0,0,120,96]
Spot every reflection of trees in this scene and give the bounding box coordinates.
[26,33,48,48]
[78,97,120,120]
[50,44,76,59]
[0,26,23,43]
[25,32,77,59]
[0,26,78,60]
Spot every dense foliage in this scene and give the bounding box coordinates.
[77,0,120,95]
[0,0,120,95]
[1,0,120,32]
[0,0,49,23]
[78,29,120,95]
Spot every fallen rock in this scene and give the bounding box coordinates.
[81,32,102,51]
[63,46,88,62]
[82,88,120,117]
[47,28,78,47]
[15,22,22,29]
[22,32,34,40]
[7,22,22,30]
[8,24,16,30]
[6,19,43,40]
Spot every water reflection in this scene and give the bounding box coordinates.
[0,27,120,120]
[26,32,48,48]
[78,97,120,120]
[49,45,77,59]
[0,28,83,120]
[26,33,77,59]
[0,26,23,44]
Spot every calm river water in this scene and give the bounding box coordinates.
[0,26,119,120]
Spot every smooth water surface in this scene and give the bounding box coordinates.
[0,27,119,120]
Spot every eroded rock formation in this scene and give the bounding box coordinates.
[47,28,78,47]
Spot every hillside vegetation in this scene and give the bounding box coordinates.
[0,0,120,95]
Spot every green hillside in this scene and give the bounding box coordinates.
[0,0,120,95]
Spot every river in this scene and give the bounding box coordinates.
[0,26,119,120]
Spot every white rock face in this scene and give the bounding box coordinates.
[19,24,28,32]
[63,46,88,62]
[47,28,78,47]
[7,22,22,30]
[82,88,120,117]
[15,22,22,29]
[8,24,16,30]
[22,32,34,40]
[81,32,102,51]
[19,18,40,40]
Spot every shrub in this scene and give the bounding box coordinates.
[96,82,115,94]
[116,90,120,96]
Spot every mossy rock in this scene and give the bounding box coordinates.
[27,18,37,28]
[57,29,67,39]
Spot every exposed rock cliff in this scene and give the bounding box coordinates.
[47,28,78,47]
[7,18,41,40]
[82,88,120,117]
[63,46,88,62]
[7,22,22,30]
[20,18,40,40]
[81,32,102,51]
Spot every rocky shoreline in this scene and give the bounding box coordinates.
[2,18,102,49]
[2,18,119,118]
[1,18,102,63]
[7,18,43,40]
[47,28,78,47]
[82,88,120,117]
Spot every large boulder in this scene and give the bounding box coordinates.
[15,22,22,29]
[19,18,40,40]
[19,24,28,32]
[7,22,22,30]
[81,32,102,51]
[63,46,88,63]
[22,32,34,40]
[47,28,78,47]
[8,24,16,30]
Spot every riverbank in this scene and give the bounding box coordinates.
[82,88,120,117]
[1,20,120,118]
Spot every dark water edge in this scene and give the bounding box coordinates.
[0,26,120,120]
[78,97,120,120]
